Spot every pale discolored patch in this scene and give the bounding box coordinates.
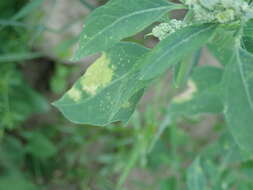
[121,101,130,108]
[173,80,197,103]
[68,87,82,102]
[81,53,114,95]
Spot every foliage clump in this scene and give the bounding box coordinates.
[184,0,253,23]
[151,0,253,40]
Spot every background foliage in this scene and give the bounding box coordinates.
[1,0,253,190]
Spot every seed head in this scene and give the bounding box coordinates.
[184,0,253,24]
[152,19,186,40]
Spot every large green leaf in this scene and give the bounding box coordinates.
[139,24,217,80]
[54,42,149,126]
[224,48,253,152]
[73,0,183,60]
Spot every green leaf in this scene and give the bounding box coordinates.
[169,66,224,119]
[0,71,49,128]
[208,29,236,65]
[187,134,252,190]
[224,48,253,153]
[12,0,45,21]
[149,66,224,152]
[23,132,57,159]
[139,24,217,80]
[0,175,36,190]
[173,49,201,88]
[0,52,43,62]
[73,0,184,60]
[243,20,253,54]
[187,157,207,190]
[54,42,149,126]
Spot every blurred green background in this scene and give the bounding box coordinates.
[1,0,253,190]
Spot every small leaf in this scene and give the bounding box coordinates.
[149,66,224,151]
[243,20,253,54]
[139,24,217,80]
[169,66,224,119]
[224,48,253,153]
[73,0,184,59]
[54,42,149,126]
[0,175,36,190]
[187,134,252,190]
[0,52,43,62]
[12,0,45,20]
[208,28,236,65]
[173,49,201,88]
[187,157,207,190]
[0,71,49,127]
[24,133,57,159]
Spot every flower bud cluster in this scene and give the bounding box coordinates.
[184,0,253,23]
[151,19,186,40]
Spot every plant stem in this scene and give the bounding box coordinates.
[79,0,95,10]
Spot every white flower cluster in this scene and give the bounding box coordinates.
[184,0,253,23]
[151,19,186,40]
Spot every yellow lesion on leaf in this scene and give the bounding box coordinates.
[173,80,197,103]
[81,53,114,95]
[68,87,82,102]
[121,101,130,108]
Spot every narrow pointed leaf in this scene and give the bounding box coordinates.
[187,157,207,190]
[243,20,253,54]
[139,24,217,80]
[208,29,235,65]
[73,0,184,60]
[224,48,253,152]
[54,42,149,126]
[12,0,45,20]
[173,49,201,88]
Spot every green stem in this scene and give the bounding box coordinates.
[0,52,43,62]
[116,145,140,190]
[79,0,95,10]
